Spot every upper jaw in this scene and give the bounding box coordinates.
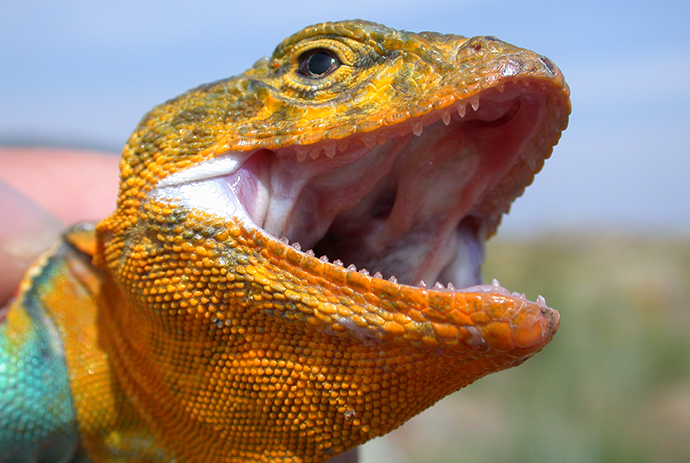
[151,79,563,292]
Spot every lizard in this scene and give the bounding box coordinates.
[0,20,570,463]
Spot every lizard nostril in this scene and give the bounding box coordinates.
[539,55,558,76]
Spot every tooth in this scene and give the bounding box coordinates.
[292,242,302,251]
[523,81,530,87]
[295,147,307,162]
[537,295,548,308]
[525,155,538,170]
[491,279,512,296]
[280,237,289,244]
[305,249,315,257]
[362,135,377,149]
[441,110,451,126]
[337,142,349,152]
[457,103,467,118]
[320,255,329,262]
[324,144,337,158]
[497,84,505,93]
[359,269,370,276]
[412,121,424,136]
[347,264,357,271]
[333,260,344,267]
[308,148,320,160]
[418,280,427,288]
[447,282,456,291]
[373,272,383,279]
[471,98,480,111]
[434,282,444,289]
[388,276,398,283]
[377,133,389,145]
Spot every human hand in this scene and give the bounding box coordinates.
[0,147,119,306]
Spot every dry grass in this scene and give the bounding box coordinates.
[362,232,690,463]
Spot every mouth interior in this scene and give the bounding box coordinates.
[154,83,548,289]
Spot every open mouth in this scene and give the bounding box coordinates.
[153,80,559,298]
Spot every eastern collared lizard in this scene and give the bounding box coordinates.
[0,20,570,463]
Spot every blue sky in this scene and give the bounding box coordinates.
[1,0,689,235]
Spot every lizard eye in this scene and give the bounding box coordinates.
[298,49,340,78]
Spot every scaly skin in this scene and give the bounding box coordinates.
[0,20,569,463]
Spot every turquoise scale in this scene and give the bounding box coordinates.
[0,251,86,462]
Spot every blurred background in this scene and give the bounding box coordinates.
[2,0,689,461]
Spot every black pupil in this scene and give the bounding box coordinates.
[301,50,337,77]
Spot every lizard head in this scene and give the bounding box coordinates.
[96,20,569,462]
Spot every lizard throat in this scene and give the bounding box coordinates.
[152,82,552,290]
